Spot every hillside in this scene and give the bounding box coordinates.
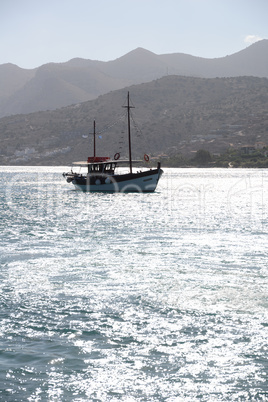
[0,40,268,118]
[0,75,267,166]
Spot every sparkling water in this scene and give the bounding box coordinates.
[1,167,267,401]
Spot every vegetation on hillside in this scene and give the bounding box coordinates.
[162,147,268,168]
[1,40,267,118]
[0,75,267,166]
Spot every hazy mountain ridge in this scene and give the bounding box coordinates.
[0,40,267,118]
[0,75,267,166]
[0,63,36,100]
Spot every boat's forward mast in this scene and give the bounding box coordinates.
[87,120,110,164]
[93,119,96,158]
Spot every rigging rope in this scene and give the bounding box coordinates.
[86,93,150,156]
[96,111,126,135]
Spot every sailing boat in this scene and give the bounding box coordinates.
[63,92,163,192]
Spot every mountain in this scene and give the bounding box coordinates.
[0,75,267,165]
[0,63,36,99]
[160,39,268,78]
[0,40,268,118]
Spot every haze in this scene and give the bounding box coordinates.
[1,0,267,69]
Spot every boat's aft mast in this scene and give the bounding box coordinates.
[123,92,134,174]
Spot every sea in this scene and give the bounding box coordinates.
[0,166,267,401]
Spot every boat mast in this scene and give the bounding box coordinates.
[123,92,134,173]
[93,120,96,158]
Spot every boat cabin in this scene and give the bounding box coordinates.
[88,161,117,175]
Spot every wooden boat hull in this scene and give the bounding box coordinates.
[71,167,163,192]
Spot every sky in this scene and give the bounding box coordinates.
[1,0,268,69]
